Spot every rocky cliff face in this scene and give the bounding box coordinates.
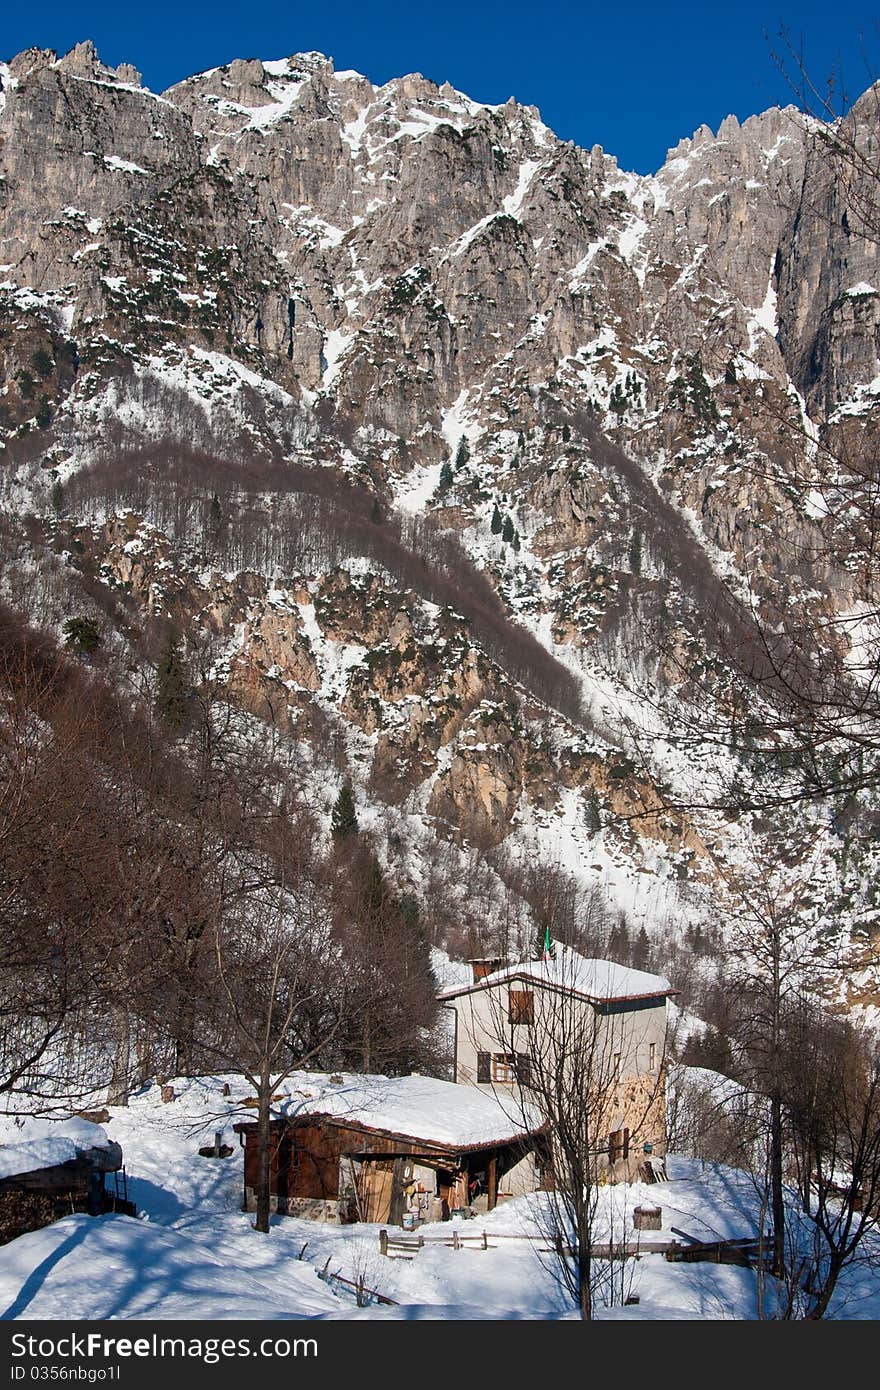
[2,41,879,1005]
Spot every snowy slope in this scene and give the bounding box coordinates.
[1,1076,879,1320]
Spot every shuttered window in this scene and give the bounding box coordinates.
[514,1053,532,1087]
[608,1127,630,1163]
[508,989,535,1025]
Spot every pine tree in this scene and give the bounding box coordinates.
[501,514,515,544]
[155,635,190,730]
[632,926,650,970]
[331,778,359,839]
[364,854,388,915]
[455,437,470,468]
[31,347,54,379]
[63,616,100,653]
[438,459,454,492]
[491,504,503,535]
[208,492,222,538]
[584,787,601,834]
[398,893,421,933]
[532,922,556,961]
[511,529,521,553]
[50,479,64,517]
[607,915,630,960]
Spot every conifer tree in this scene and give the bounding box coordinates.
[491,504,503,535]
[155,635,190,730]
[632,926,651,970]
[501,514,515,544]
[331,777,359,839]
[532,921,556,961]
[63,616,101,653]
[438,459,454,492]
[208,492,222,539]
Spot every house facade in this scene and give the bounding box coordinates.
[439,949,672,1183]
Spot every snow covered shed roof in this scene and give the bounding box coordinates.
[438,946,672,1006]
[238,1072,543,1151]
[0,1121,121,1184]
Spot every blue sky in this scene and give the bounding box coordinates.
[3,3,878,172]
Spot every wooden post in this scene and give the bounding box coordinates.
[213,1131,222,1157]
[487,1155,498,1211]
[453,1230,460,1251]
[379,1229,388,1257]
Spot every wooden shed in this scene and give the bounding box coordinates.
[233,1073,547,1224]
[0,1124,134,1245]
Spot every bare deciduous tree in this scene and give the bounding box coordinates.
[208,822,349,1235]
[472,947,668,1319]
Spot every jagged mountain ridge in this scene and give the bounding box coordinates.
[2,39,880,1016]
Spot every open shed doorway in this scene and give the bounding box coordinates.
[354,1156,409,1224]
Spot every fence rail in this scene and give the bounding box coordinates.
[378,1228,676,1259]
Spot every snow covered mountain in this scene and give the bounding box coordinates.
[2,40,879,1017]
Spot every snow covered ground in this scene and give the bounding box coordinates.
[1,1074,879,1321]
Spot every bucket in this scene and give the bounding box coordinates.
[402,1212,416,1231]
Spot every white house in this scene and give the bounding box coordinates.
[438,946,673,1183]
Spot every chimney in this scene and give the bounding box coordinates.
[467,957,505,984]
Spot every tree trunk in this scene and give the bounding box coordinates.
[577,1207,593,1320]
[578,1242,593,1321]
[805,1249,844,1320]
[106,1008,131,1107]
[770,1094,786,1277]
[769,938,786,1280]
[254,1062,273,1234]
[173,988,196,1076]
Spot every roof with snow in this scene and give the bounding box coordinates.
[0,1120,118,1183]
[438,946,672,1005]
[239,1072,543,1150]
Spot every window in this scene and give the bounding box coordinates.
[492,1053,517,1084]
[608,1128,630,1163]
[649,1042,656,1071]
[491,1053,532,1086]
[477,1052,491,1083]
[508,989,534,1025]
